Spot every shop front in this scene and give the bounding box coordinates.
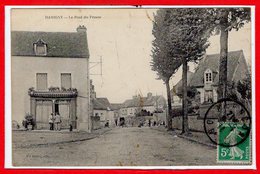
[28,89,77,130]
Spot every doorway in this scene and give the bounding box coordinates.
[119,117,125,126]
[55,103,59,114]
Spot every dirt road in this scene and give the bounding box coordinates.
[13,127,216,166]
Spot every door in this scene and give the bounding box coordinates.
[59,103,70,129]
[36,100,52,129]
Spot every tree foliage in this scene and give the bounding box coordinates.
[208,8,251,32]
[166,8,214,63]
[151,9,182,130]
[176,85,198,103]
[151,9,182,82]
[208,8,251,102]
[151,8,214,134]
[237,73,251,100]
[166,8,214,134]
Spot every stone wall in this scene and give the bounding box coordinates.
[172,115,207,132]
[172,101,250,133]
[199,103,218,119]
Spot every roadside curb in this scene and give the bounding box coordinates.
[16,128,112,148]
[177,134,217,148]
[151,127,216,148]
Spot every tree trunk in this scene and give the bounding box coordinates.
[218,10,229,119]
[182,58,189,134]
[165,79,173,131]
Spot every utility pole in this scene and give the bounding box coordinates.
[89,56,103,76]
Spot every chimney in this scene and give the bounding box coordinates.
[147,92,152,98]
[76,25,87,33]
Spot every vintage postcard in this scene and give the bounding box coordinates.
[5,6,255,168]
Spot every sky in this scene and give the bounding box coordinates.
[11,8,252,103]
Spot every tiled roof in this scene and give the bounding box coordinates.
[93,98,112,110]
[110,103,123,110]
[189,50,245,87]
[122,95,166,108]
[144,96,162,106]
[122,98,141,108]
[11,30,89,58]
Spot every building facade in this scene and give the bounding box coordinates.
[170,50,249,107]
[171,50,250,131]
[189,50,249,104]
[11,26,91,131]
[93,98,115,127]
[120,93,166,117]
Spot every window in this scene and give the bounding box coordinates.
[205,73,212,82]
[34,39,47,56]
[61,73,72,89]
[36,73,47,90]
[204,69,213,83]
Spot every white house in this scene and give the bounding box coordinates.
[120,93,166,117]
[11,25,91,131]
[189,50,249,104]
[93,98,115,127]
[170,50,249,106]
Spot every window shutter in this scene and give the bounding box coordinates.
[61,73,72,89]
[36,73,47,90]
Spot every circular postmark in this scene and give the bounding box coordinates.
[203,98,251,147]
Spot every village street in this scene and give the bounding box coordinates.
[13,127,216,166]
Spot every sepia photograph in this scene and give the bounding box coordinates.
[6,7,254,168]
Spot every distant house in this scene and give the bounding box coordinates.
[189,50,249,104]
[11,26,91,131]
[143,93,167,113]
[120,93,166,117]
[93,98,115,127]
[118,93,167,126]
[170,70,194,108]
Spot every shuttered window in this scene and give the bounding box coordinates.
[36,73,47,90]
[61,73,72,89]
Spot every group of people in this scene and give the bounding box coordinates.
[49,112,62,131]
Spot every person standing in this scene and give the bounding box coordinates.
[54,112,61,131]
[49,113,54,130]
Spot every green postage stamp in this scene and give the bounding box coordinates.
[217,122,251,163]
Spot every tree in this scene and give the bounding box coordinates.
[208,8,251,117]
[237,73,251,110]
[176,85,198,105]
[151,9,182,130]
[166,8,214,134]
